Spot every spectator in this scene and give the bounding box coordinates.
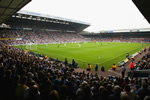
[121,85,135,100]
[112,64,116,71]
[101,66,105,72]
[48,90,59,100]
[120,93,129,100]
[136,80,150,100]
[76,84,94,100]
[0,36,150,100]
[94,64,98,71]
[27,85,41,100]
[16,76,29,100]
[65,58,68,66]
[130,61,134,70]
[72,59,75,68]
[108,85,121,100]
[87,64,91,71]
[144,96,150,100]
[121,64,126,78]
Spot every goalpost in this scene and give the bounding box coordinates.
[26,42,37,50]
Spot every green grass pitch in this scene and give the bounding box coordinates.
[14,42,150,70]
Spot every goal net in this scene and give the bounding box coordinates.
[26,43,37,50]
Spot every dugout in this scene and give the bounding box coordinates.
[128,69,150,79]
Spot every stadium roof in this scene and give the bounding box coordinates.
[99,28,150,33]
[80,28,150,35]
[0,0,31,24]
[16,10,90,26]
[132,0,150,24]
[8,10,90,32]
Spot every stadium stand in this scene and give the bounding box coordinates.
[0,1,150,100]
[0,29,87,45]
[128,51,150,78]
[0,42,150,100]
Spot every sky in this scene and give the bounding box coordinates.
[21,0,150,32]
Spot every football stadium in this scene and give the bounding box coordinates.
[0,0,150,100]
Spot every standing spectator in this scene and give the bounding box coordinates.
[121,64,126,78]
[130,61,134,70]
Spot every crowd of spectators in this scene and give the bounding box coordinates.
[1,15,150,100]
[92,38,150,43]
[1,28,150,100]
[1,30,150,46]
[0,41,150,100]
[132,52,150,70]
[0,29,87,45]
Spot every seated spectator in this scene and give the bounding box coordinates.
[144,96,150,100]
[0,35,150,100]
[138,51,141,55]
[120,93,129,100]
[108,85,121,100]
[76,84,93,100]
[121,85,135,100]
[64,58,68,66]
[16,76,29,100]
[27,85,41,100]
[48,90,59,100]
[136,80,150,100]
[130,56,134,61]
[112,64,116,71]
